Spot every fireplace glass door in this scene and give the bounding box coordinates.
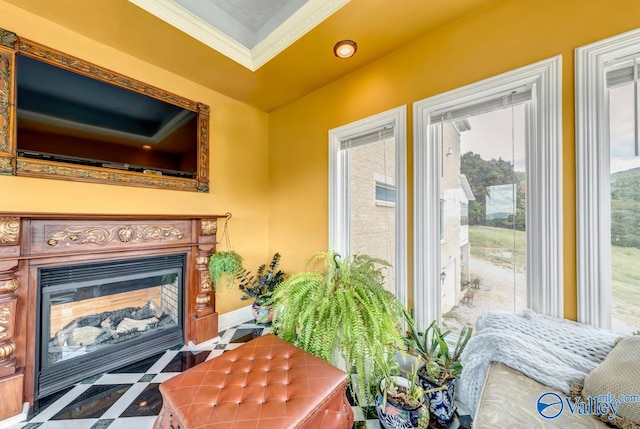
[38,254,184,398]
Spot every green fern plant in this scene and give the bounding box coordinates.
[271,251,405,404]
[208,250,243,290]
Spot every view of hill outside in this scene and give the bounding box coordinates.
[441,83,640,335]
[441,105,527,334]
[609,83,640,334]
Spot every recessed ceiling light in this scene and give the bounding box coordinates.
[142,145,152,150]
[333,40,357,59]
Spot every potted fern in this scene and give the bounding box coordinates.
[236,253,285,323]
[271,251,405,404]
[208,250,243,291]
[404,315,473,425]
[208,215,243,292]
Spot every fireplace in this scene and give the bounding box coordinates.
[0,213,227,421]
[37,254,185,398]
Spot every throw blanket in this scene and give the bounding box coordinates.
[458,310,621,416]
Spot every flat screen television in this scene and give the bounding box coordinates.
[16,55,198,178]
[0,29,210,192]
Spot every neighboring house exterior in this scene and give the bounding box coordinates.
[345,122,474,303]
[348,136,397,293]
[440,120,474,314]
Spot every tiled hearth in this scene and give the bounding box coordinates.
[7,322,473,429]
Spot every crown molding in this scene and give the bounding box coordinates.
[128,0,350,72]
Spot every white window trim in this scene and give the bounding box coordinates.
[440,198,446,243]
[575,28,640,329]
[328,106,408,306]
[413,56,563,330]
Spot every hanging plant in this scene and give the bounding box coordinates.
[208,250,243,290]
[208,213,243,290]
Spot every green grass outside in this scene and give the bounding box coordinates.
[468,225,526,270]
[468,224,640,329]
[611,245,640,328]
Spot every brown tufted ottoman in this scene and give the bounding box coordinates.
[153,333,354,429]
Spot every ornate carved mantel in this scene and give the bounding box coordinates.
[0,217,20,377]
[0,212,228,421]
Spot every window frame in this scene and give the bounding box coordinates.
[440,198,446,243]
[575,28,640,329]
[413,56,563,330]
[328,106,408,306]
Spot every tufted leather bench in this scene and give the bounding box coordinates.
[153,333,354,429]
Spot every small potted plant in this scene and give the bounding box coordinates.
[208,250,243,290]
[404,315,472,425]
[236,253,285,323]
[375,351,432,429]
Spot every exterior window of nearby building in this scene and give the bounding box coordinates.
[576,29,640,333]
[375,182,396,204]
[460,202,469,226]
[329,107,407,304]
[413,57,562,331]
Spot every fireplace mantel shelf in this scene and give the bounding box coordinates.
[0,212,229,420]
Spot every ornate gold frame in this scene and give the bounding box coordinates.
[0,27,210,192]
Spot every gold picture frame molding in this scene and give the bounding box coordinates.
[0,27,210,192]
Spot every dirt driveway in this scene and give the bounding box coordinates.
[442,256,526,333]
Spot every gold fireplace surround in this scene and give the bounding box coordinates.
[0,213,228,420]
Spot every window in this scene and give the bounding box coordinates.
[576,29,640,333]
[413,57,562,330]
[375,182,396,204]
[329,107,407,303]
[460,202,468,226]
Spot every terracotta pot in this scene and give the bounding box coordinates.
[251,302,273,324]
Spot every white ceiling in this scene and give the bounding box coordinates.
[128,0,349,71]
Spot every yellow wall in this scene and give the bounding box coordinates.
[0,1,270,314]
[268,0,640,320]
[5,0,640,319]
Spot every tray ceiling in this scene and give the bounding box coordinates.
[128,0,349,71]
[2,0,501,112]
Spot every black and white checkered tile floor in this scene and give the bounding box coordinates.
[8,322,472,429]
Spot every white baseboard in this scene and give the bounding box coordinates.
[219,305,252,331]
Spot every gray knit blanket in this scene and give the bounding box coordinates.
[458,310,621,417]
